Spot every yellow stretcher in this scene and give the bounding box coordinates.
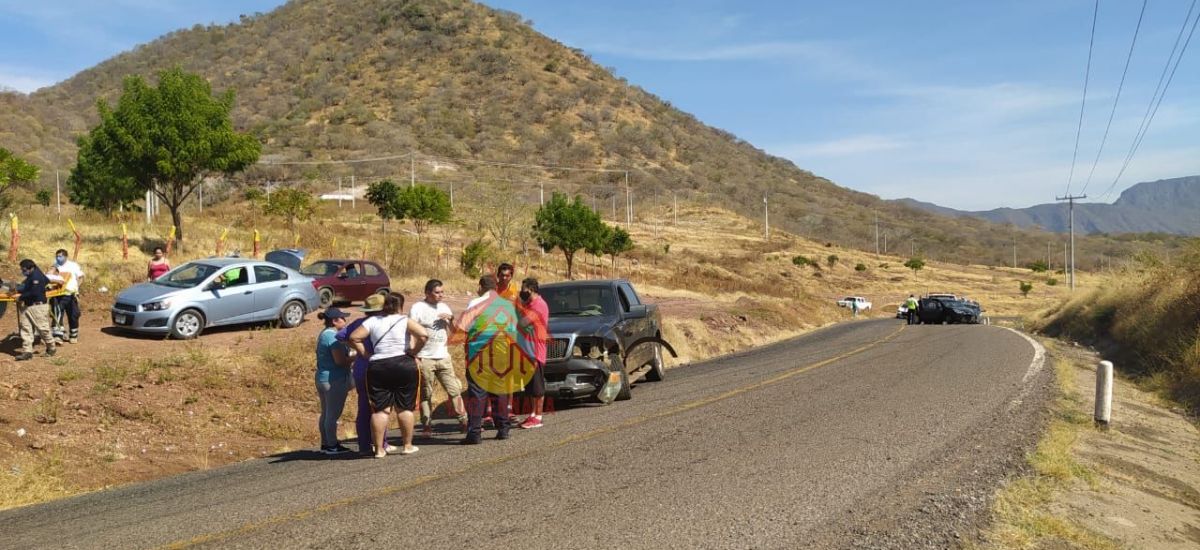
[0,284,70,328]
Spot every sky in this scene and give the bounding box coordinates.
[1,0,1197,210]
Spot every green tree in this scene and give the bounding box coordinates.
[74,67,260,242]
[1019,280,1034,297]
[35,189,52,208]
[533,192,606,279]
[395,184,452,238]
[604,226,634,269]
[904,257,926,275]
[67,134,143,217]
[365,179,402,228]
[0,147,40,209]
[261,188,315,233]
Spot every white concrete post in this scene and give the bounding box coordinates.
[1095,360,1113,426]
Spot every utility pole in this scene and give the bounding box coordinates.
[763,192,769,240]
[874,212,879,256]
[409,153,415,187]
[351,175,356,209]
[1012,232,1017,269]
[883,232,887,255]
[539,183,544,206]
[673,191,678,225]
[1047,241,1052,271]
[1056,193,1086,290]
[338,177,343,207]
[55,170,61,216]
[625,171,631,224]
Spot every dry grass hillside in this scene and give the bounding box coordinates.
[1033,243,1200,412]
[0,198,1083,510]
[0,0,1186,268]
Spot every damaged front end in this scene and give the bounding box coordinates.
[543,333,620,401]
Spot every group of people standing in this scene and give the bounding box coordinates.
[312,263,549,457]
[11,250,84,361]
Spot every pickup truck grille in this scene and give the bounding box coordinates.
[547,338,571,361]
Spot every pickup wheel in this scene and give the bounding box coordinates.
[610,354,632,402]
[644,343,665,382]
[615,368,632,401]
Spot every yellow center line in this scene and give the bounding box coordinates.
[162,324,905,549]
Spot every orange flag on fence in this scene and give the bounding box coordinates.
[253,229,260,258]
[67,218,81,258]
[8,214,18,262]
[121,223,128,260]
[166,226,176,256]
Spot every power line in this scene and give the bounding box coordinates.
[1065,0,1101,196]
[256,152,413,166]
[1080,0,1148,195]
[1100,0,1200,201]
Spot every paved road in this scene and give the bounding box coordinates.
[1,319,1051,549]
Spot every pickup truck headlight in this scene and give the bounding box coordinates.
[142,300,172,312]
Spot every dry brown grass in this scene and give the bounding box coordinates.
[1033,243,1200,411]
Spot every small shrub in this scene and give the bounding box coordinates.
[1019,281,1034,297]
[854,263,867,272]
[826,254,839,268]
[461,238,492,278]
[1027,260,1049,273]
[904,257,925,274]
[35,189,52,207]
[1046,277,1058,286]
[791,255,812,267]
[243,187,266,202]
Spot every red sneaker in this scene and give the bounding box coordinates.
[519,415,543,429]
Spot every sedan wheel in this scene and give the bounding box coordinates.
[171,310,204,340]
[280,301,306,328]
[318,287,334,308]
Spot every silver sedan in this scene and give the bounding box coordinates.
[110,258,321,339]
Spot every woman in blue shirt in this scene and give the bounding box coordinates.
[315,307,353,454]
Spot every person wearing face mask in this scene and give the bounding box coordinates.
[516,278,549,429]
[46,249,84,344]
[14,259,55,361]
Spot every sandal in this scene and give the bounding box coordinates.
[400,446,419,455]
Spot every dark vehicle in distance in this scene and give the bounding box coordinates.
[540,279,676,403]
[301,259,390,308]
[915,296,982,325]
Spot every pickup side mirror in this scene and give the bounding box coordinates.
[625,304,648,319]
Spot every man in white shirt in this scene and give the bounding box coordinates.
[46,249,83,344]
[409,279,467,436]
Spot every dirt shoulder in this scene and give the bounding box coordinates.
[979,341,1200,548]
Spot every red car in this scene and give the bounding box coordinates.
[301,259,391,308]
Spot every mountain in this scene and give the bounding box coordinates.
[897,176,1200,236]
[0,0,1189,267]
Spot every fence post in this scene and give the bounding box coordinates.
[1095,360,1113,427]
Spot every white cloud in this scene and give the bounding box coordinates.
[775,135,906,158]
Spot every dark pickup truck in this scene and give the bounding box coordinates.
[539,279,676,403]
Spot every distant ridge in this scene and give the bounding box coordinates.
[896,176,1200,236]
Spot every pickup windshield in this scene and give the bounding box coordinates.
[542,286,618,317]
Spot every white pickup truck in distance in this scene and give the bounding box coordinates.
[836,296,872,311]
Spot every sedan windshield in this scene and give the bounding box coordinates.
[156,262,218,288]
[301,261,342,276]
[542,286,617,317]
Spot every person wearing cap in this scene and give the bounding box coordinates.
[315,307,354,455]
[336,293,387,454]
[14,259,55,361]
